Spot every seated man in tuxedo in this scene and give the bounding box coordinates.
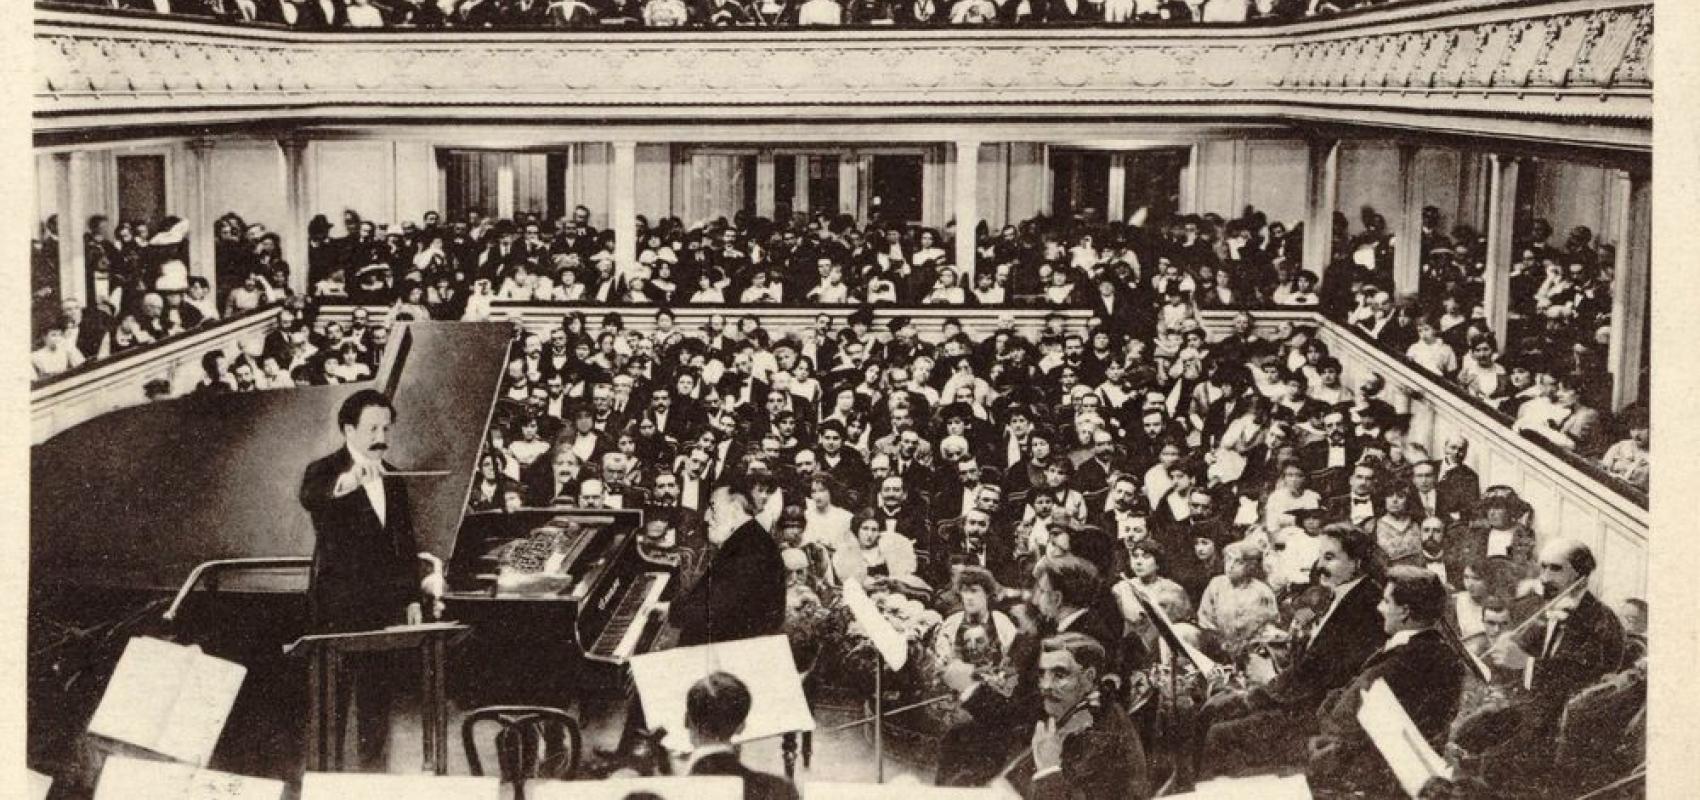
[684,671,800,800]
[1307,566,1469,795]
[1022,633,1149,800]
[1478,538,1627,790]
[1188,523,1387,785]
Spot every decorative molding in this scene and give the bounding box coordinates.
[34,0,1650,145]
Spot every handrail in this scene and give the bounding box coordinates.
[30,301,282,392]
[161,557,313,623]
[1323,316,1647,510]
[30,303,284,444]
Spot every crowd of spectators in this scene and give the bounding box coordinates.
[54,0,1404,28]
[29,210,291,381]
[1308,204,1646,491]
[450,302,1645,796]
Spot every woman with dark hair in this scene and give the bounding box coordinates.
[1373,482,1425,566]
[933,566,1017,665]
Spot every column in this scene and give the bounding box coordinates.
[1303,138,1340,278]
[954,140,980,279]
[1483,154,1521,342]
[185,138,217,299]
[837,155,860,220]
[52,153,81,306]
[611,141,637,278]
[280,136,312,296]
[1178,145,1199,214]
[1393,144,1423,298]
[1106,153,1127,224]
[793,155,810,215]
[1609,170,1649,410]
[496,155,516,220]
[756,151,776,218]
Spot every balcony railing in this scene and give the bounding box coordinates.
[35,0,1651,143]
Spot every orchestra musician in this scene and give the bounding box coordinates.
[1478,538,1627,788]
[684,671,801,800]
[665,475,787,647]
[1183,523,1387,786]
[1306,566,1469,795]
[297,389,439,770]
[1025,633,1150,800]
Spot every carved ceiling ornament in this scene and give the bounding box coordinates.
[32,1,1650,131]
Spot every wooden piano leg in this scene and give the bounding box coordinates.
[432,638,449,775]
[323,650,341,772]
[782,732,798,780]
[420,645,437,775]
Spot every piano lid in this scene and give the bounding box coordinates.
[30,321,515,592]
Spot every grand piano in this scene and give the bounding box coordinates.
[29,320,681,775]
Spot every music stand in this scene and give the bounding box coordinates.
[285,623,471,774]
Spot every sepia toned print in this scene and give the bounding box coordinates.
[26,1,1649,798]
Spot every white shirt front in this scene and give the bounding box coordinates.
[347,444,386,526]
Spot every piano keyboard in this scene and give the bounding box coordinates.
[586,571,670,664]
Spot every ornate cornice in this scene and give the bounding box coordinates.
[34,0,1650,146]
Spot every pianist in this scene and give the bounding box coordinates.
[667,476,787,647]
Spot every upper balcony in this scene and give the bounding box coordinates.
[35,0,1651,148]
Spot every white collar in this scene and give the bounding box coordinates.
[1382,627,1420,652]
[1057,607,1087,632]
[346,443,381,467]
[686,743,737,773]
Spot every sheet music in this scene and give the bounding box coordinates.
[530,776,742,799]
[1165,773,1312,799]
[299,772,499,799]
[1356,678,1452,798]
[1126,584,1219,676]
[28,769,52,800]
[627,634,816,753]
[87,637,246,766]
[841,579,908,670]
[93,756,284,800]
[806,781,1007,799]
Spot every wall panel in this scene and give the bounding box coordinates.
[206,144,285,233]
[312,141,394,227]
[1335,141,1401,231]
[1244,140,1308,227]
[635,144,674,223]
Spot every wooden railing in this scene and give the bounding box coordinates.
[29,304,283,444]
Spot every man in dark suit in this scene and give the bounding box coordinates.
[1324,462,1383,530]
[936,556,1120,787]
[684,671,800,800]
[1189,524,1387,784]
[1023,633,1149,800]
[1482,538,1627,785]
[1307,567,1469,795]
[1437,435,1481,512]
[297,389,434,770]
[666,477,786,647]
[1301,408,1360,498]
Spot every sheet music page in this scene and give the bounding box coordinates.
[154,649,248,765]
[1171,773,1313,800]
[806,781,1007,799]
[840,579,908,670]
[93,755,284,800]
[1356,678,1451,798]
[87,637,200,757]
[627,634,816,753]
[530,775,742,800]
[299,772,500,799]
[28,769,52,800]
